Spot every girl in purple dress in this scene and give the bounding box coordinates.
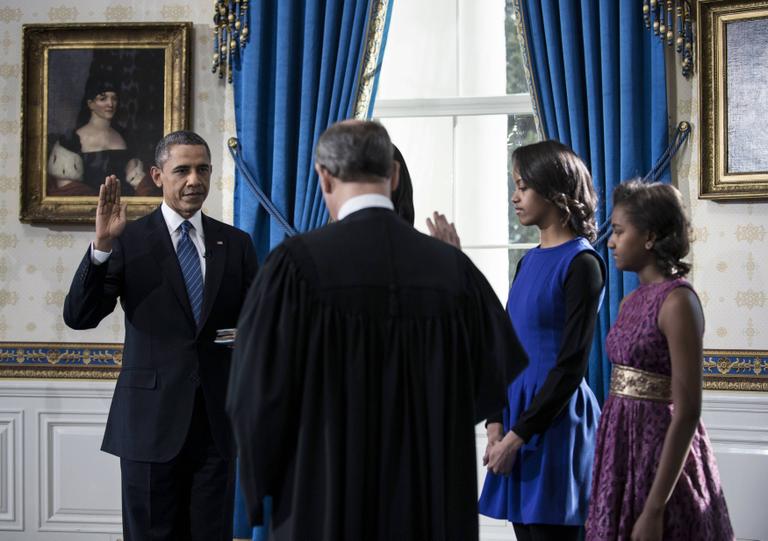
[585,181,733,541]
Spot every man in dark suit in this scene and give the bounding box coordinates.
[64,131,258,541]
[227,120,527,540]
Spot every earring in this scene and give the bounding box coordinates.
[645,241,654,250]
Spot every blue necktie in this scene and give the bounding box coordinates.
[177,221,204,326]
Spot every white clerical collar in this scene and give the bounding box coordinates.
[337,193,394,221]
[161,201,204,236]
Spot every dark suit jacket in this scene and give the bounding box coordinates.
[64,207,258,462]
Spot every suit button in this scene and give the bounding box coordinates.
[189,373,200,385]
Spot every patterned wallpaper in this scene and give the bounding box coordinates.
[0,4,765,354]
[672,66,768,351]
[0,1,236,344]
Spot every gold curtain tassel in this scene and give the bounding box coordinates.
[211,0,250,83]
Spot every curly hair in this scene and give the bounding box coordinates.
[512,140,598,242]
[612,179,691,278]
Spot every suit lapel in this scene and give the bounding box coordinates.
[146,208,197,328]
[198,214,226,332]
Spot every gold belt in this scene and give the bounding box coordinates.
[609,364,672,402]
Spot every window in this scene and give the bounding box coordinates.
[374,0,540,302]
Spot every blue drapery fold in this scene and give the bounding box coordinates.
[233,0,390,261]
[518,0,670,402]
[231,1,392,538]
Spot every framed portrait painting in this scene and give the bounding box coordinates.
[20,23,191,223]
[699,0,768,200]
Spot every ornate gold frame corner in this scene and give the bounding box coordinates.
[698,0,768,200]
[703,349,768,391]
[20,22,192,224]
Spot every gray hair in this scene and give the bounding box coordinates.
[315,120,393,182]
[154,131,211,168]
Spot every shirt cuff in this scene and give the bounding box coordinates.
[90,242,112,265]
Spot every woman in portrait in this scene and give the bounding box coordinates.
[47,76,155,197]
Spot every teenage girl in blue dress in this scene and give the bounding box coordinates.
[478,140,604,541]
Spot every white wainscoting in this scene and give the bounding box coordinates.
[0,409,23,531]
[0,380,121,541]
[701,392,768,541]
[0,381,765,540]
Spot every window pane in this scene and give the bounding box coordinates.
[377,0,459,99]
[507,114,540,244]
[505,0,529,94]
[454,115,508,246]
[452,114,539,247]
[377,116,455,233]
[458,0,506,97]
[377,0,531,99]
[463,247,509,304]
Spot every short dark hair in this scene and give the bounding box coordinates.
[154,131,212,168]
[512,140,598,242]
[613,179,691,278]
[315,120,393,182]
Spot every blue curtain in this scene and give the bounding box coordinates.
[231,1,392,538]
[518,0,670,402]
[233,0,391,261]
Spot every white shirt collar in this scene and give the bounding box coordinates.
[161,202,204,237]
[337,193,394,221]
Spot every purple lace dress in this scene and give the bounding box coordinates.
[585,279,734,540]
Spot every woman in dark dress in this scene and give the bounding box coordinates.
[47,77,151,196]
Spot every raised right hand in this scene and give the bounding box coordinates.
[426,211,461,248]
[94,175,127,252]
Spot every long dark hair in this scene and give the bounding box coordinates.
[76,75,120,128]
[391,145,414,226]
[512,140,598,242]
[613,179,691,277]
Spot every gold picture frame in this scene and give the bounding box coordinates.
[20,23,191,223]
[698,0,768,200]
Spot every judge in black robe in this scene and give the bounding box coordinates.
[227,120,527,541]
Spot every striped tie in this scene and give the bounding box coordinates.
[177,220,204,326]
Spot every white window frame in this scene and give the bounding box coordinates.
[373,94,540,255]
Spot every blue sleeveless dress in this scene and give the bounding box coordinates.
[478,237,602,526]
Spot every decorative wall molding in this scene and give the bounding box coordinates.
[0,410,22,530]
[703,350,768,391]
[4,343,763,391]
[0,380,114,399]
[0,343,121,379]
[38,411,121,533]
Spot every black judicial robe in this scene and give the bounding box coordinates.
[227,207,527,541]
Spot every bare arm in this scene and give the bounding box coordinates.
[631,286,704,541]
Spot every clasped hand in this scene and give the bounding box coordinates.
[483,423,524,475]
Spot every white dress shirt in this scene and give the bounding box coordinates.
[337,193,394,221]
[91,202,207,278]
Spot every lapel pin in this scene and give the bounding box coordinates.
[217,240,224,245]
